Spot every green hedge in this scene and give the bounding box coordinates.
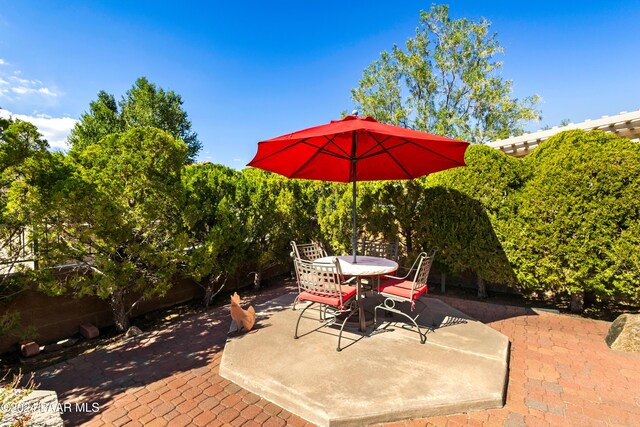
[302,131,640,306]
[511,130,640,306]
[4,126,639,315]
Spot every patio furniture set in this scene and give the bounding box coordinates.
[248,114,467,351]
[291,240,436,351]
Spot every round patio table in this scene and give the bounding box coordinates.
[315,255,398,331]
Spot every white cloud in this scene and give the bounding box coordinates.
[0,62,60,101]
[8,85,58,97]
[0,108,77,149]
[10,86,29,94]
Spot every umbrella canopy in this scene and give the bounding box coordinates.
[248,115,470,261]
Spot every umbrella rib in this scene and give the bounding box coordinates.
[299,140,350,160]
[359,136,466,167]
[289,137,343,178]
[358,140,411,160]
[356,135,395,159]
[403,138,467,166]
[324,135,352,158]
[248,139,307,165]
[249,137,350,166]
[365,132,414,179]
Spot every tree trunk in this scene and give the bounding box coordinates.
[476,272,488,299]
[570,292,584,313]
[110,289,129,332]
[203,274,226,307]
[203,284,215,308]
[253,271,261,290]
[405,230,413,255]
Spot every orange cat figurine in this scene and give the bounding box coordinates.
[230,292,256,332]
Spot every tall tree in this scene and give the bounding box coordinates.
[69,77,201,162]
[0,117,54,338]
[1,118,47,278]
[351,4,540,143]
[47,127,189,331]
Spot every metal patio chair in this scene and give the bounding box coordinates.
[293,257,357,352]
[290,241,328,310]
[374,250,436,344]
[359,238,399,291]
[290,240,327,261]
[360,238,399,262]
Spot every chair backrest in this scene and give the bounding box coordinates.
[410,252,434,300]
[291,241,327,261]
[293,257,347,304]
[360,238,399,262]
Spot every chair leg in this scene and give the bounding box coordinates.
[374,305,379,327]
[294,302,316,339]
[337,307,357,352]
[395,308,426,344]
[320,305,331,321]
[291,294,300,311]
[375,299,427,344]
[374,304,388,327]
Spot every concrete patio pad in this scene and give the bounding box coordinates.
[220,293,509,427]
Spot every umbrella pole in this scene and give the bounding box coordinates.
[352,161,357,264]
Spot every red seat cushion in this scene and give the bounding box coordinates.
[379,278,427,301]
[299,285,357,308]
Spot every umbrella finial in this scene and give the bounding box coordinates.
[351,109,359,116]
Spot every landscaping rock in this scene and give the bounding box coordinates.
[57,338,79,347]
[79,323,99,339]
[125,326,143,337]
[9,390,64,427]
[20,341,40,358]
[606,313,640,353]
[43,343,63,353]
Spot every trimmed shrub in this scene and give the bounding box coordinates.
[316,182,358,255]
[511,130,640,309]
[239,169,323,285]
[420,145,523,296]
[182,163,247,305]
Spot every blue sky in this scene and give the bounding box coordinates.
[1,1,639,167]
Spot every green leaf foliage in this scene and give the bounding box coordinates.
[239,169,324,279]
[351,4,540,142]
[182,163,247,304]
[1,117,56,275]
[420,145,522,285]
[512,130,640,302]
[359,179,432,257]
[69,77,201,163]
[1,117,55,336]
[44,127,189,330]
[316,182,361,255]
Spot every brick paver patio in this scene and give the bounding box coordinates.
[36,282,640,426]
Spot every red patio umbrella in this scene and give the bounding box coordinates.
[247,115,469,262]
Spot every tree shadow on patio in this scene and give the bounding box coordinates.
[34,284,295,425]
